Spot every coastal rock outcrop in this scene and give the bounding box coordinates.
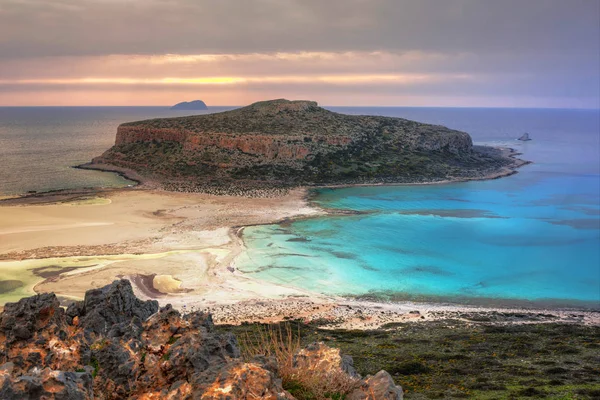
[89,99,518,193]
[518,133,532,141]
[0,366,94,399]
[0,280,402,399]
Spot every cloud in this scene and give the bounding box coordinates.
[0,0,598,107]
[1,0,598,58]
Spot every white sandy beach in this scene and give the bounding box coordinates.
[0,188,329,307]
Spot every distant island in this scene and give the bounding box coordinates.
[86,99,526,194]
[170,100,208,110]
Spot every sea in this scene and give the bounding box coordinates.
[1,106,599,308]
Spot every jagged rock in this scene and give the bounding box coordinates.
[0,366,94,400]
[348,370,403,400]
[92,338,141,397]
[200,362,295,400]
[66,279,158,336]
[0,292,82,375]
[0,281,402,399]
[0,293,66,343]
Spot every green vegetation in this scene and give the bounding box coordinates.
[89,356,100,378]
[221,320,600,399]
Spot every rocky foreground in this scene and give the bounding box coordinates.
[85,99,522,194]
[0,280,402,399]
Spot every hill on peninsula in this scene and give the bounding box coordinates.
[89,99,521,193]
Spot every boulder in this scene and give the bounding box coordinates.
[0,293,66,343]
[294,342,358,378]
[200,362,295,400]
[66,279,158,336]
[348,370,403,400]
[0,366,94,400]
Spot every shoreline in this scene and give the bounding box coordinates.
[2,145,529,205]
[3,148,596,328]
[73,162,144,187]
[76,145,529,196]
[205,296,600,329]
[309,146,530,191]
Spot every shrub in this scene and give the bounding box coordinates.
[239,324,359,400]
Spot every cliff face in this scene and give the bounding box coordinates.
[91,99,512,191]
[114,126,353,161]
[0,280,403,399]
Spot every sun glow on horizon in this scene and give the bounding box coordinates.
[0,50,596,108]
[0,73,477,87]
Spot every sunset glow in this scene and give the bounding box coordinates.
[0,0,597,107]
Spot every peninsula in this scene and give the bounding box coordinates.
[85,99,525,194]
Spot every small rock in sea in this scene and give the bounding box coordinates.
[518,132,532,141]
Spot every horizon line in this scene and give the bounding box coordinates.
[0,104,598,111]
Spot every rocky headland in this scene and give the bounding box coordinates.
[0,280,402,399]
[84,99,525,195]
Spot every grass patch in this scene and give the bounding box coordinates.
[89,356,99,378]
[221,320,600,399]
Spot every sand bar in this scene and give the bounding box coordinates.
[0,188,325,309]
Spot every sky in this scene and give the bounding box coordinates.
[0,0,599,108]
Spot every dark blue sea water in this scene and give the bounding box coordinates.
[0,106,235,196]
[1,106,598,307]
[236,108,600,308]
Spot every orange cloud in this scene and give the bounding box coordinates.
[0,73,474,86]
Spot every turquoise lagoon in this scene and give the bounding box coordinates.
[236,108,600,308]
[1,107,597,307]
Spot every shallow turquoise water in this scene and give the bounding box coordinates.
[236,108,600,307]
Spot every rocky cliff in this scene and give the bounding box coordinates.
[89,99,518,192]
[0,280,402,399]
